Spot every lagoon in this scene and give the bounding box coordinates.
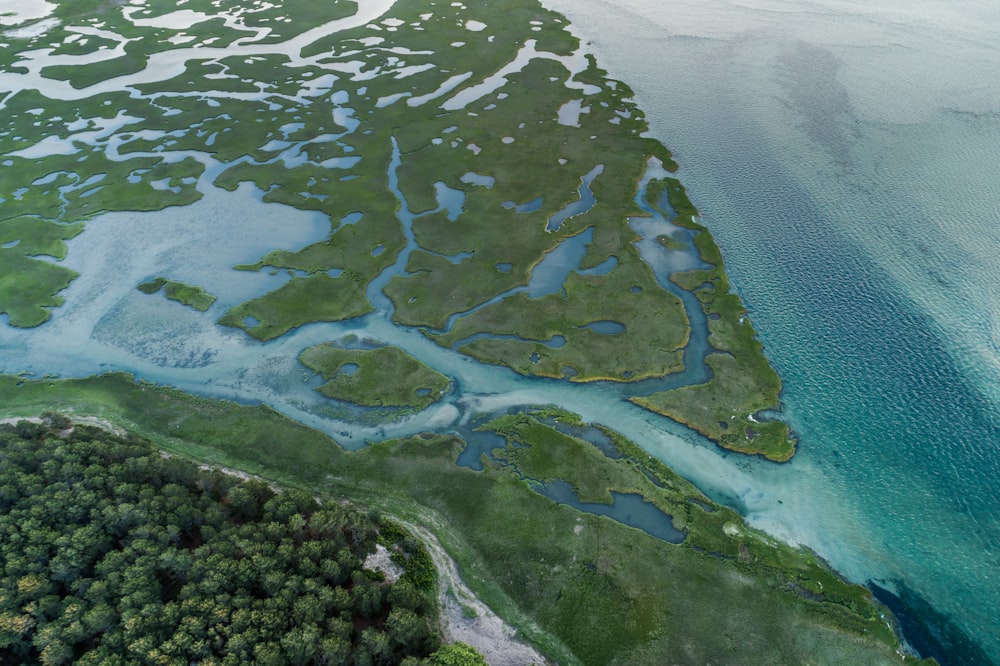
[535,479,686,544]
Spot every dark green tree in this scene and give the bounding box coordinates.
[0,418,480,665]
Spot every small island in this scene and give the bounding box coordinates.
[137,277,217,312]
[300,342,450,410]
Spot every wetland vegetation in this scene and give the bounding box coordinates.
[0,374,924,665]
[137,277,217,312]
[0,0,790,456]
[300,342,450,410]
[630,179,797,461]
[0,0,909,661]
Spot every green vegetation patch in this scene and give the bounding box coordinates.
[0,217,84,327]
[485,412,669,506]
[136,277,217,312]
[0,216,82,258]
[300,342,451,410]
[633,352,795,461]
[0,417,464,665]
[186,0,690,391]
[1,0,793,459]
[0,101,205,222]
[218,273,372,341]
[436,251,688,382]
[631,179,797,461]
[377,52,689,384]
[0,375,918,665]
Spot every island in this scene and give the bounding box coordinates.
[137,277,217,312]
[300,341,450,410]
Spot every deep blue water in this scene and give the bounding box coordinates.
[703,123,1000,663]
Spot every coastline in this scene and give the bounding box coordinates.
[3,0,986,661]
[535,0,1000,660]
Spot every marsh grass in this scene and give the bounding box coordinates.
[0,217,83,327]
[299,342,450,409]
[218,273,372,341]
[137,277,217,311]
[437,251,689,382]
[3,0,792,456]
[632,179,797,461]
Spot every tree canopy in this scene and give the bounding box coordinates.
[0,415,472,665]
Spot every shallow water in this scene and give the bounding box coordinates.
[536,479,686,544]
[541,0,1000,661]
[546,164,602,232]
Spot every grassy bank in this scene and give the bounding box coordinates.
[299,342,450,410]
[0,217,83,328]
[137,277,217,312]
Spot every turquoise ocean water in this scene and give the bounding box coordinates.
[541,0,1000,662]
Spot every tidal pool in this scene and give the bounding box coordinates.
[535,479,685,544]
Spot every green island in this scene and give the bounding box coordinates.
[0,0,927,662]
[300,342,451,410]
[137,277,217,312]
[0,374,928,665]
